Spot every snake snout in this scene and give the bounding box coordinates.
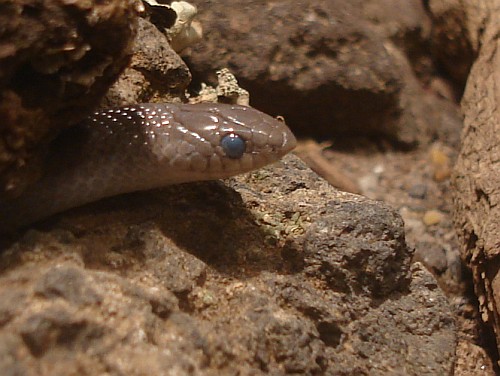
[281,127,297,154]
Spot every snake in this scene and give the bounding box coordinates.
[0,102,296,232]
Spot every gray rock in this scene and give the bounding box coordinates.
[408,183,428,199]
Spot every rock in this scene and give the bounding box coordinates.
[454,339,496,375]
[184,0,463,147]
[408,183,428,199]
[0,155,457,374]
[302,199,409,297]
[429,143,453,182]
[104,16,192,107]
[423,209,446,226]
[414,241,448,275]
[450,0,500,357]
[426,0,478,86]
[0,0,139,197]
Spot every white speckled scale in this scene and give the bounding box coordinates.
[0,103,296,231]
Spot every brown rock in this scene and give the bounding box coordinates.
[0,155,457,374]
[451,0,500,357]
[454,339,496,375]
[426,0,479,86]
[104,16,192,107]
[184,0,463,147]
[0,0,139,197]
[0,1,462,373]
[423,209,446,226]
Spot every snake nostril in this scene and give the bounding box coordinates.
[220,133,246,159]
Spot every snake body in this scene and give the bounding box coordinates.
[0,103,296,231]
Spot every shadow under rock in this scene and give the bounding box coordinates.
[153,181,281,274]
[0,180,283,277]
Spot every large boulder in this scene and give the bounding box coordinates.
[0,155,457,375]
[184,0,463,147]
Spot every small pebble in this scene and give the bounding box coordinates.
[408,184,428,199]
[429,145,451,182]
[373,164,385,174]
[423,210,445,226]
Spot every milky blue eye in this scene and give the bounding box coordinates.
[221,134,246,159]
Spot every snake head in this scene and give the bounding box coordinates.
[143,103,297,181]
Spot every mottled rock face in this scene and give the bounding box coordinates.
[184,0,463,147]
[103,17,192,107]
[0,0,139,197]
[0,155,456,374]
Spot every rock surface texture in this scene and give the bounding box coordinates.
[0,0,139,197]
[446,0,500,357]
[0,155,456,375]
[104,16,192,107]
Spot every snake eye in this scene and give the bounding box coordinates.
[220,133,246,159]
